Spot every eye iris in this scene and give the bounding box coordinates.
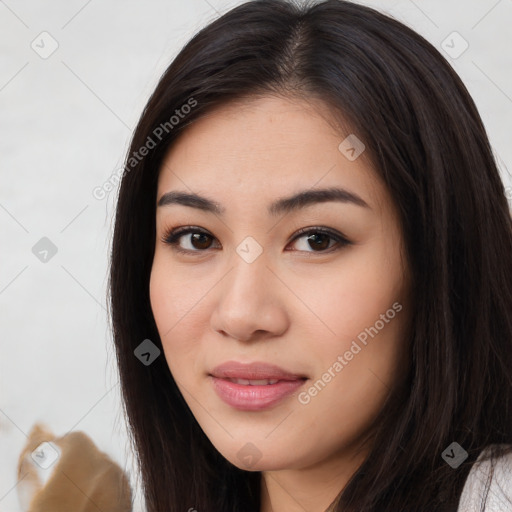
[191,232,212,250]
[307,233,330,251]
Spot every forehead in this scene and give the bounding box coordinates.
[157,95,385,212]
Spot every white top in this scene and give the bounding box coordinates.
[457,445,512,511]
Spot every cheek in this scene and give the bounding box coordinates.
[149,262,174,334]
[299,241,409,403]
[297,244,405,342]
[150,256,201,335]
[294,295,407,461]
[149,259,208,378]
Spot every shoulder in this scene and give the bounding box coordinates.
[457,444,512,512]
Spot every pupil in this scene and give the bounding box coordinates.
[308,233,329,250]
[192,233,211,249]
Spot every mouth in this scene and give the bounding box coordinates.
[223,378,282,385]
[209,361,308,411]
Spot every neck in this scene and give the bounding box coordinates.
[259,445,367,512]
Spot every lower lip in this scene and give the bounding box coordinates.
[210,377,306,411]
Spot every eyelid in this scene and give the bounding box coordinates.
[160,225,352,255]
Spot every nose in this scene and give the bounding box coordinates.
[210,253,289,342]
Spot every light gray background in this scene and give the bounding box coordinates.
[1,1,511,511]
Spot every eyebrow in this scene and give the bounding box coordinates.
[157,186,370,216]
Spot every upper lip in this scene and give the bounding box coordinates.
[210,361,307,381]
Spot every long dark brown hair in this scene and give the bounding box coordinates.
[108,1,512,510]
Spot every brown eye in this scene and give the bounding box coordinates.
[189,232,213,250]
[161,225,351,256]
[288,228,351,253]
[162,227,218,253]
[304,233,331,251]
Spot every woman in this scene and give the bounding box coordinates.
[108,0,512,510]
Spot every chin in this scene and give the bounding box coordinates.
[215,441,299,473]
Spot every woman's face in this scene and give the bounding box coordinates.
[150,95,411,475]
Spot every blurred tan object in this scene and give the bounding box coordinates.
[17,422,133,512]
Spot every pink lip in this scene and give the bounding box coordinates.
[209,361,307,411]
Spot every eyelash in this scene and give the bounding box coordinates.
[160,225,352,256]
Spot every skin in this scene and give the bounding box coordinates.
[149,95,411,512]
